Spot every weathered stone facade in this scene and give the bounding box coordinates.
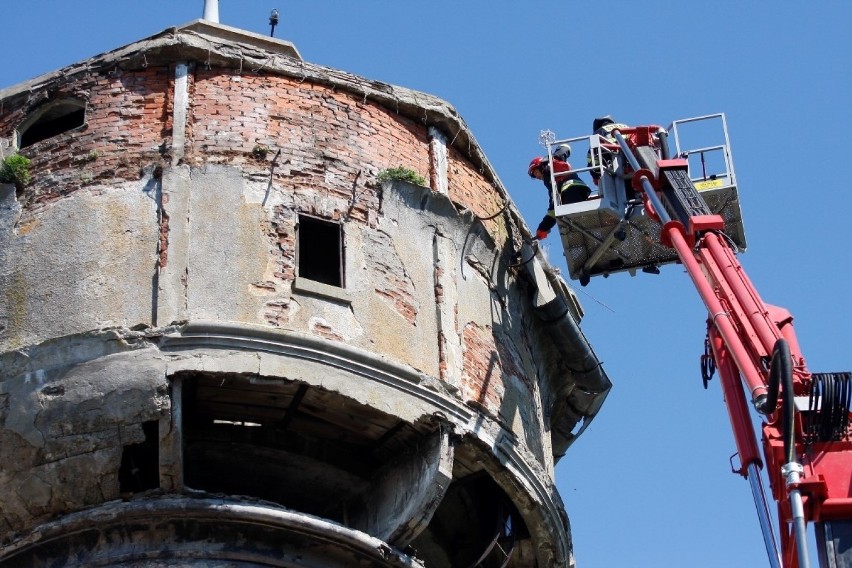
[0,20,610,567]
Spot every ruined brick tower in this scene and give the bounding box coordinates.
[0,18,610,568]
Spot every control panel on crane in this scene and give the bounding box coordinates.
[537,114,852,568]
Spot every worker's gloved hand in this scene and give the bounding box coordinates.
[535,229,549,240]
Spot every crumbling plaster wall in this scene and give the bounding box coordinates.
[0,329,169,538]
[0,58,552,451]
[0,179,159,351]
[150,164,548,464]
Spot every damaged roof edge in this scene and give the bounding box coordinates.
[0,19,532,243]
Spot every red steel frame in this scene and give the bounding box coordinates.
[622,129,852,567]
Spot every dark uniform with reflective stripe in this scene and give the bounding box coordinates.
[587,122,636,200]
[587,122,629,183]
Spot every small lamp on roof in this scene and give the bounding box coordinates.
[270,9,280,37]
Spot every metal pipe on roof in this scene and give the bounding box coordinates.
[203,0,220,23]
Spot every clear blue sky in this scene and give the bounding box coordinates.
[3,2,850,567]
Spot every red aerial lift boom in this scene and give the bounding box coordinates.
[541,117,852,568]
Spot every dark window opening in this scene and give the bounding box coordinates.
[118,420,160,493]
[179,372,428,523]
[182,373,374,521]
[19,102,86,148]
[298,214,343,287]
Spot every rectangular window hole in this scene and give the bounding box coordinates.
[297,214,343,288]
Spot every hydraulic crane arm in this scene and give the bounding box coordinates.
[611,125,852,568]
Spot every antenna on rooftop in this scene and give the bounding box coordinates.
[203,0,220,23]
[270,9,280,37]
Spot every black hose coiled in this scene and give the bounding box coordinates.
[807,372,852,444]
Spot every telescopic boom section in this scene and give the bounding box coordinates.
[614,126,852,568]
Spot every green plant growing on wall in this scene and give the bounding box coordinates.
[377,166,426,187]
[0,154,31,188]
[252,144,270,160]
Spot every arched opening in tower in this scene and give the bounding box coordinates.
[178,371,433,523]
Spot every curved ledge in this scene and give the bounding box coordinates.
[0,495,423,567]
[161,320,474,424]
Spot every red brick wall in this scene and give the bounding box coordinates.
[462,322,503,413]
[461,322,535,418]
[187,70,431,224]
[0,108,25,147]
[2,68,171,210]
[447,146,507,236]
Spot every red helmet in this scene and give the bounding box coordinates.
[528,157,545,177]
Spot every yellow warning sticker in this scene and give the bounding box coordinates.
[694,178,725,190]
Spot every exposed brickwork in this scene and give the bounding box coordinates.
[363,229,418,325]
[158,193,170,268]
[0,29,584,568]
[262,205,297,327]
[437,330,448,382]
[0,62,535,415]
[186,70,430,226]
[1,60,539,426]
[1,64,510,250]
[461,320,537,422]
[461,322,505,415]
[267,205,297,283]
[264,298,297,327]
[0,108,25,147]
[494,330,532,392]
[1,68,171,211]
[309,318,345,342]
[447,146,507,237]
[435,263,448,382]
